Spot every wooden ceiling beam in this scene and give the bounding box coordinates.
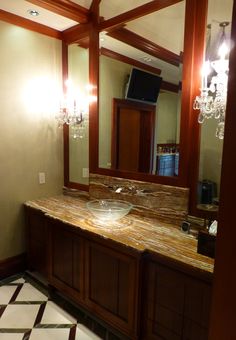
[99,0,183,31]
[108,28,181,66]
[26,0,89,23]
[62,23,91,44]
[0,9,62,39]
[100,47,162,75]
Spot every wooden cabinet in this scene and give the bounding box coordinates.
[142,261,212,340]
[25,207,212,340]
[49,219,84,304]
[25,207,49,277]
[84,240,140,338]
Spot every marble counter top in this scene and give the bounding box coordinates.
[25,195,214,277]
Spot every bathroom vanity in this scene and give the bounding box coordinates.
[25,195,213,340]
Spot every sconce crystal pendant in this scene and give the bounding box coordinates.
[55,80,89,139]
[193,22,230,139]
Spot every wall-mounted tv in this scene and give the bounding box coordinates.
[125,68,162,105]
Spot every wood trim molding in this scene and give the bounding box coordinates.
[0,253,26,279]
[99,0,183,32]
[100,47,161,75]
[108,28,181,67]
[62,23,91,44]
[26,0,89,23]
[161,80,180,93]
[0,9,62,39]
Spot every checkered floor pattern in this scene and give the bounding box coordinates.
[0,276,101,340]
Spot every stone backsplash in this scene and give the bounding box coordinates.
[89,174,189,226]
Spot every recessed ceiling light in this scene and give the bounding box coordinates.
[140,55,153,62]
[27,9,40,17]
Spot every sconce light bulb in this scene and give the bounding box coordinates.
[219,42,229,59]
[201,60,210,77]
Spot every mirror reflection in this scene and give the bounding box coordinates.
[197,0,233,208]
[68,45,89,185]
[98,1,185,176]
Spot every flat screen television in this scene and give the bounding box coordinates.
[125,68,162,104]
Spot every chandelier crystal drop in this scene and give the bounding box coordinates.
[55,81,90,139]
[193,21,230,139]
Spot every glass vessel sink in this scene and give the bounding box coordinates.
[86,199,133,222]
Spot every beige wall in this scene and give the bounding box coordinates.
[99,55,131,168]
[99,56,180,171]
[199,119,223,197]
[0,21,63,260]
[68,45,89,185]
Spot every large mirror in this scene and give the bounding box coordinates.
[98,1,185,177]
[67,44,89,186]
[196,0,233,211]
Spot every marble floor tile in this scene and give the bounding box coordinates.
[0,286,18,304]
[40,301,76,325]
[29,328,70,340]
[0,334,24,340]
[0,304,40,329]
[15,283,48,302]
[76,324,101,340]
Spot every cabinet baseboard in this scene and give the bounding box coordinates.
[0,253,26,280]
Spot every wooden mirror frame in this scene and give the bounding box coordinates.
[88,0,208,193]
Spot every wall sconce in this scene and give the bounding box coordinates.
[55,80,89,139]
[193,21,230,139]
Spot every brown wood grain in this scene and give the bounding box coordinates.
[108,28,181,67]
[0,9,62,39]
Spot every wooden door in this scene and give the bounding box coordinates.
[85,240,140,338]
[49,220,84,302]
[111,98,156,173]
[142,261,212,340]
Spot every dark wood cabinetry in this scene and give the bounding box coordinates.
[49,220,84,303]
[25,207,49,278]
[25,207,212,339]
[142,261,212,340]
[85,240,140,338]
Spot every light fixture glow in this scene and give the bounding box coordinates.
[193,21,230,139]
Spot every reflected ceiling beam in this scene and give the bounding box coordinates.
[62,23,91,44]
[108,28,181,66]
[26,0,89,23]
[99,0,183,31]
[161,80,180,93]
[90,0,102,13]
[0,9,62,39]
[100,47,162,75]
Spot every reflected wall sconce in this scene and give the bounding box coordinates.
[55,80,89,139]
[193,21,230,139]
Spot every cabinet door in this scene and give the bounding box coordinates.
[26,208,49,277]
[85,241,139,338]
[50,221,84,302]
[182,278,211,339]
[142,262,212,340]
[144,262,184,340]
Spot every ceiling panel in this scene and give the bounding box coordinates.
[0,0,78,31]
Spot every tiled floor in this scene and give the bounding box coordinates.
[0,276,101,340]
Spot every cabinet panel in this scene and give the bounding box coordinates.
[85,241,139,338]
[142,261,212,340]
[52,226,73,287]
[49,221,84,301]
[26,208,48,277]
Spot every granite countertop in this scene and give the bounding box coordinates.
[25,195,214,277]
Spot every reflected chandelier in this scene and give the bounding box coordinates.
[55,81,89,139]
[193,21,230,139]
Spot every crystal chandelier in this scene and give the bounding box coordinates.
[193,22,230,139]
[55,80,89,139]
